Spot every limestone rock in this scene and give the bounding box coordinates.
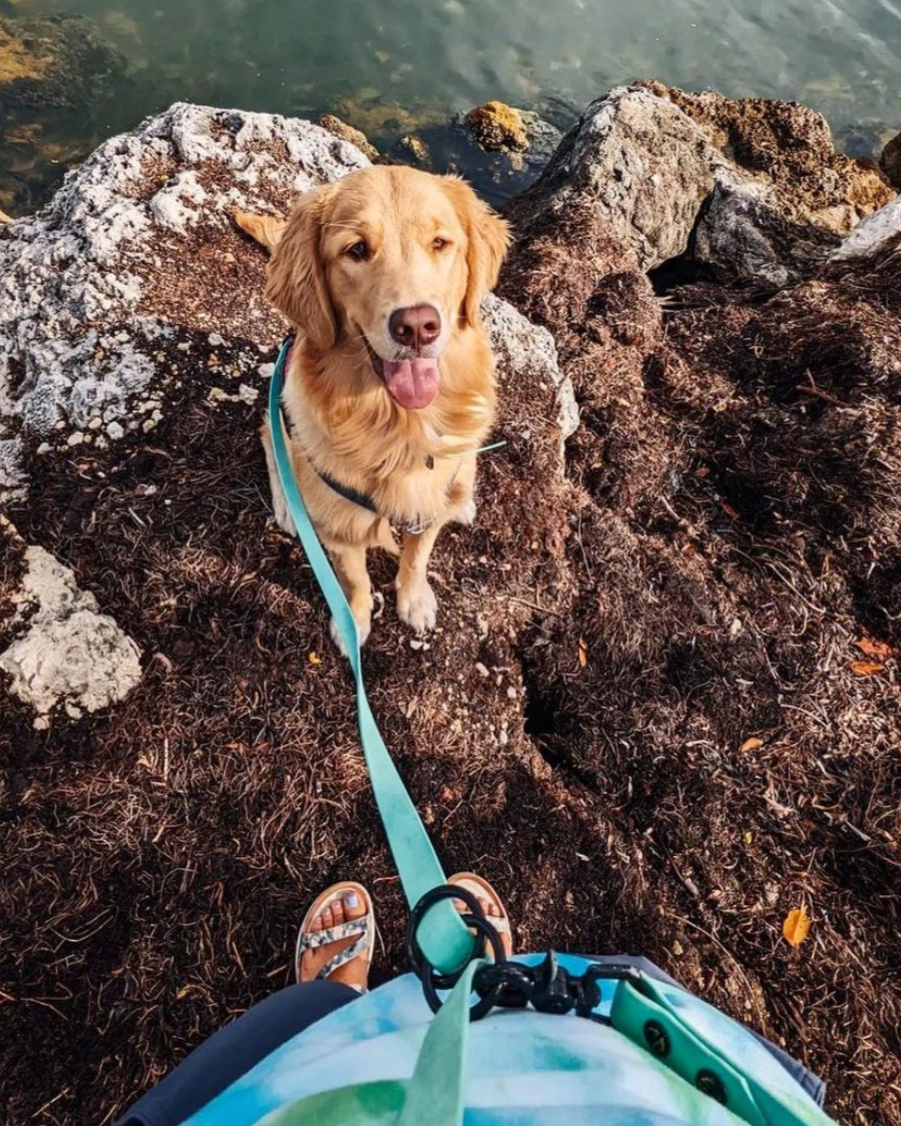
[0,536,142,724]
[649,81,894,232]
[0,102,370,503]
[483,292,578,444]
[692,179,841,288]
[508,81,895,288]
[506,84,722,272]
[317,114,380,162]
[831,194,901,261]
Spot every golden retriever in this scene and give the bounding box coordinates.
[236,166,509,647]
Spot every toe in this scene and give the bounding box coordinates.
[344,891,367,921]
[311,912,324,932]
[331,899,345,927]
[321,905,334,930]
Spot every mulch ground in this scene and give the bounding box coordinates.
[2,218,901,1126]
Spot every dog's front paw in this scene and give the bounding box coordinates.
[272,491,297,537]
[330,613,371,655]
[396,579,438,634]
[455,497,477,526]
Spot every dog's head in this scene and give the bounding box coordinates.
[266,165,509,410]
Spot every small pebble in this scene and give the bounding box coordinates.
[67,431,84,447]
[107,421,125,440]
[475,662,489,678]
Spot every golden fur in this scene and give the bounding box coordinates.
[237,166,509,645]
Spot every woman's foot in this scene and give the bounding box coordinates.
[296,884,375,991]
[449,872,514,957]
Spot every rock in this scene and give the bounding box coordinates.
[482,292,579,444]
[466,101,530,154]
[0,101,370,503]
[0,14,125,109]
[0,531,142,724]
[317,114,380,162]
[830,195,901,261]
[508,81,896,287]
[692,179,841,288]
[506,84,721,272]
[646,81,894,232]
[0,208,12,223]
[880,130,901,191]
[392,134,431,167]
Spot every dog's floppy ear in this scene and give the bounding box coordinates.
[443,177,510,327]
[265,186,336,351]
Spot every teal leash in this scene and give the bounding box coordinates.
[268,336,474,977]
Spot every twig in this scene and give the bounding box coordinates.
[795,385,844,407]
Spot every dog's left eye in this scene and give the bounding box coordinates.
[346,240,370,261]
[432,236,449,251]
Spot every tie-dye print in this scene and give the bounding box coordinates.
[184,954,834,1126]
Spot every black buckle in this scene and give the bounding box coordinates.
[407,888,647,1024]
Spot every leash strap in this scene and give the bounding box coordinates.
[268,337,474,977]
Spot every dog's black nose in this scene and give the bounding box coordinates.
[388,305,442,350]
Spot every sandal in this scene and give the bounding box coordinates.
[295,881,376,989]
[448,871,513,956]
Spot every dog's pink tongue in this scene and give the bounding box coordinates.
[383,358,440,410]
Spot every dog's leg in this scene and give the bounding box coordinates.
[396,522,445,634]
[327,542,373,651]
[260,420,296,536]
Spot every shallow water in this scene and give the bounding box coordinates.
[4,0,901,208]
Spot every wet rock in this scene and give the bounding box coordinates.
[836,119,895,161]
[880,130,901,192]
[317,113,380,162]
[392,134,431,167]
[0,14,125,109]
[466,101,530,154]
[0,528,142,724]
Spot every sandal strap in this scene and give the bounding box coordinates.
[315,930,369,981]
[297,919,367,951]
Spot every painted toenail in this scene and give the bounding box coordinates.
[346,893,360,907]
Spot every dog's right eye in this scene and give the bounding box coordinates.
[346,240,370,262]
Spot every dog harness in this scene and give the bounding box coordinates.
[268,333,506,535]
[273,334,462,535]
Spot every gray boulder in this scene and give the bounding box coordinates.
[506,82,894,288]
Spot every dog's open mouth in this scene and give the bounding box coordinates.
[362,335,440,411]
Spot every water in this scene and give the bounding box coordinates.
[4,0,901,211]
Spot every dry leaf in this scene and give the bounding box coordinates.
[782,906,811,948]
[308,652,322,665]
[740,737,764,753]
[851,660,885,676]
[578,638,588,668]
[854,637,894,662]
